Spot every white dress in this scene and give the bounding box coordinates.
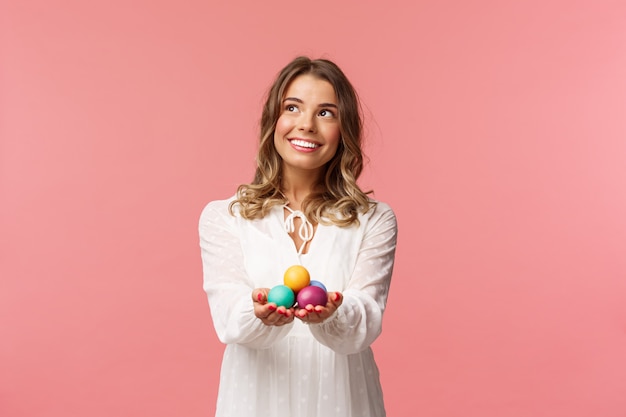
[199,196,398,417]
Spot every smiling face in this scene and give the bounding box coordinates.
[273,74,341,180]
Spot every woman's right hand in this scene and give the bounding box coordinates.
[252,288,295,326]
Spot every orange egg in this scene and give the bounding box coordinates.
[283,265,310,292]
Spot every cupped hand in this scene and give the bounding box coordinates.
[295,292,342,324]
[252,288,295,326]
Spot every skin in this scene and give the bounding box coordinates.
[273,73,342,178]
[252,288,343,326]
[252,74,345,326]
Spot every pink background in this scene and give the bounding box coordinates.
[2,1,625,416]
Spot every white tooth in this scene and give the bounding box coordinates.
[291,139,318,148]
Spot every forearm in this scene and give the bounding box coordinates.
[208,287,293,348]
[308,289,383,354]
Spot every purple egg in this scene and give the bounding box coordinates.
[296,285,327,307]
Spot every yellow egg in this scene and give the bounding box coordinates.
[283,265,310,292]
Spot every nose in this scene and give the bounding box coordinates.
[297,112,316,133]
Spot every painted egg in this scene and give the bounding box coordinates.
[267,285,295,308]
[296,285,328,307]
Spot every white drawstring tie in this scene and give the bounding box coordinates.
[283,205,314,255]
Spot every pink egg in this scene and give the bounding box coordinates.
[296,285,327,307]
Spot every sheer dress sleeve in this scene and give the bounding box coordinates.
[308,202,398,354]
[199,200,293,349]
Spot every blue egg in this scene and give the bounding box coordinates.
[309,280,327,292]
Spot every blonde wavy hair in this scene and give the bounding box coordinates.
[229,56,373,227]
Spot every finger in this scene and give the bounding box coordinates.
[264,310,283,325]
[304,312,324,324]
[252,289,267,304]
[332,292,342,305]
[255,303,274,320]
[278,313,294,325]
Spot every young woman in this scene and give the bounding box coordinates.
[199,56,398,417]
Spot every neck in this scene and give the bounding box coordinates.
[280,169,323,209]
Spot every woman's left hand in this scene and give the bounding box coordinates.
[295,291,342,324]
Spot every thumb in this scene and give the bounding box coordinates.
[332,291,343,304]
[252,289,266,303]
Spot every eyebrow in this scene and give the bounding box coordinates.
[283,97,338,108]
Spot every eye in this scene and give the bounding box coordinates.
[285,104,299,112]
[319,109,336,118]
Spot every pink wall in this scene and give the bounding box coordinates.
[2,1,625,416]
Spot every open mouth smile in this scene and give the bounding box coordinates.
[289,139,320,149]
